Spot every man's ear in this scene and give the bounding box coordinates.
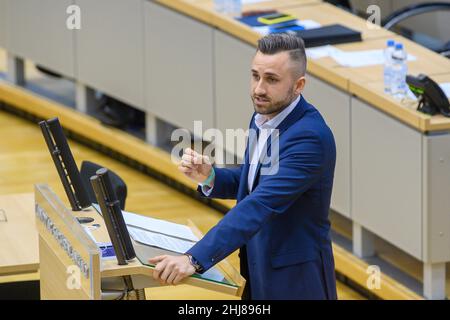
[294,76,306,95]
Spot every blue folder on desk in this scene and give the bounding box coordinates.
[236,13,272,27]
[269,22,305,33]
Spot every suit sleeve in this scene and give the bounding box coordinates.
[197,166,243,200]
[188,130,327,271]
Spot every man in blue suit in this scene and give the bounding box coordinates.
[150,33,337,300]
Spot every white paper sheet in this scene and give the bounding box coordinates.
[306,45,343,60]
[406,87,418,101]
[330,49,417,68]
[82,225,117,260]
[121,210,199,242]
[128,226,196,254]
[128,227,225,282]
[83,225,112,247]
[242,0,270,4]
[440,83,450,98]
[299,20,322,30]
[92,203,198,241]
[201,267,226,282]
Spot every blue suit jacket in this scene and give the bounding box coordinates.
[187,96,337,300]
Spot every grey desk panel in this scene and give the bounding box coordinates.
[214,30,255,158]
[303,75,351,218]
[76,0,144,109]
[0,0,6,48]
[423,134,450,263]
[145,1,214,132]
[5,0,75,77]
[351,97,422,260]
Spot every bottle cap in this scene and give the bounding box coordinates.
[387,40,395,47]
[395,43,403,50]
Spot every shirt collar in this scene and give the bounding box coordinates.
[254,95,301,130]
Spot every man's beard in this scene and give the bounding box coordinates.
[252,88,297,117]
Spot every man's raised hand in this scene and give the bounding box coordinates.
[178,148,213,185]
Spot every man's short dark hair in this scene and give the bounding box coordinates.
[257,33,307,77]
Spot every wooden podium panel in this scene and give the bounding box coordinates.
[35,184,245,299]
[35,184,101,299]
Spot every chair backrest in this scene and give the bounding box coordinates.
[382,2,450,30]
[80,160,127,210]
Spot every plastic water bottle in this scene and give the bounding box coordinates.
[391,43,408,99]
[383,40,395,94]
[228,0,242,17]
[214,0,226,13]
[214,0,239,15]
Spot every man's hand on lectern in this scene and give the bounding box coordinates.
[149,255,195,285]
[178,148,213,186]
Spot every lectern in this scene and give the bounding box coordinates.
[35,184,245,300]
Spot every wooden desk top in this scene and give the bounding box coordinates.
[307,34,450,92]
[160,1,450,133]
[350,74,450,132]
[206,0,321,10]
[153,1,450,132]
[330,36,450,84]
[336,38,450,132]
[284,2,394,41]
[0,193,39,275]
[155,0,321,25]
[208,2,394,48]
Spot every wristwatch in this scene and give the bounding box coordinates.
[184,253,204,273]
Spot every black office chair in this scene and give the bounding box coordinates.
[80,160,128,210]
[382,2,450,58]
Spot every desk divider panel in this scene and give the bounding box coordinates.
[0,0,6,48]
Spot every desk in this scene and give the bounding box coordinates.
[156,0,321,25]
[285,2,393,41]
[0,193,39,275]
[331,37,450,86]
[145,0,322,134]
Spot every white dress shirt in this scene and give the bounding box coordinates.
[201,95,300,195]
[247,95,300,192]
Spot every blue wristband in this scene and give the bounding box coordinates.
[201,168,215,187]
